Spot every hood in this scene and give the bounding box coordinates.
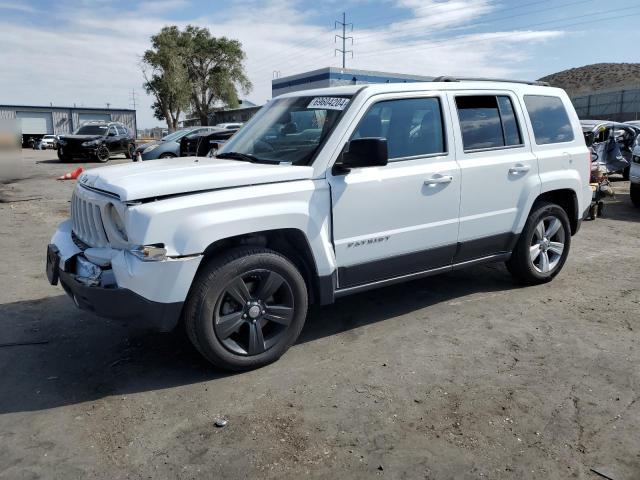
[77,157,315,201]
[134,141,157,152]
[61,135,102,142]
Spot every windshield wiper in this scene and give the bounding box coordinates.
[216,151,265,163]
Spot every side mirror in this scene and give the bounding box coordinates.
[339,138,388,172]
[584,131,595,147]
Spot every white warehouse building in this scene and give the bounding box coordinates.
[0,104,137,144]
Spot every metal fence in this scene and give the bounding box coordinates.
[572,88,640,121]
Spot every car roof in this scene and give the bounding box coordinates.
[275,80,561,100]
[81,121,125,126]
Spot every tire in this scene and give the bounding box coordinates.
[125,143,135,159]
[159,152,177,159]
[183,246,308,371]
[95,145,110,162]
[506,201,571,285]
[631,183,640,208]
[57,148,71,162]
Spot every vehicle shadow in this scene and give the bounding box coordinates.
[36,159,72,165]
[602,192,640,222]
[0,263,518,415]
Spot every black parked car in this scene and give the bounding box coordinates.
[179,128,237,157]
[57,121,135,162]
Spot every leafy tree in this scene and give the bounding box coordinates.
[141,26,190,132]
[142,25,252,129]
[180,26,252,126]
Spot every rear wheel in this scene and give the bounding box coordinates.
[506,202,571,285]
[631,182,640,207]
[183,247,308,371]
[125,143,135,159]
[159,152,177,159]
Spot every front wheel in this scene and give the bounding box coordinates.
[506,202,571,285]
[95,145,110,162]
[631,182,640,207]
[183,247,308,371]
[57,148,70,162]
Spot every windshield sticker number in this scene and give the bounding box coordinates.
[307,97,349,110]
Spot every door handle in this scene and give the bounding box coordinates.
[509,164,530,174]
[424,174,453,186]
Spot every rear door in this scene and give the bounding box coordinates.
[328,92,462,289]
[448,91,539,262]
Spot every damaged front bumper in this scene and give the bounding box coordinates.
[47,220,202,332]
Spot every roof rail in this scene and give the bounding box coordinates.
[432,76,550,87]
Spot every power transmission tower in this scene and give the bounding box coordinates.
[129,89,139,110]
[334,12,353,69]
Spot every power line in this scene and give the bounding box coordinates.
[334,12,353,68]
[249,0,555,76]
[353,4,640,59]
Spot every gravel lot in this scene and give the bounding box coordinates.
[1,150,639,480]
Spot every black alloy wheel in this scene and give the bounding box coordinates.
[96,145,110,162]
[213,270,294,356]
[125,143,135,159]
[183,246,308,371]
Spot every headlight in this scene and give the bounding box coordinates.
[82,139,101,147]
[143,144,158,154]
[107,204,128,241]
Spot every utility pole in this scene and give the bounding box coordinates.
[129,88,139,111]
[335,12,353,69]
[106,102,111,109]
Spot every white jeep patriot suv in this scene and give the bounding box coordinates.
[46,78,592,370]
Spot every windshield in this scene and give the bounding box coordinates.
[162,129,189,142]
[75,125,108,135]
[217,95,352,165]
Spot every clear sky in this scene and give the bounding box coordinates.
[1,0,638,128]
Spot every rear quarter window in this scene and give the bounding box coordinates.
[524,95,574,145]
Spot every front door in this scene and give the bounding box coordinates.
[328,94,461,289]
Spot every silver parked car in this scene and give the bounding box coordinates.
[133,127,221,160]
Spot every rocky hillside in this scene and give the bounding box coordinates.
[539,63,640,96]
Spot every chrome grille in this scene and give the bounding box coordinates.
[71,191,109,247]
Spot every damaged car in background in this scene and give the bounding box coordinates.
[133,126,221,161]
[581,120,637,179]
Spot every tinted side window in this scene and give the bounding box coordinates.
[524,95,574,144]
[351,98,445,160]
[497,96,522,146]
[456,95,523,150]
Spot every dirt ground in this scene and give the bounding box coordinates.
[1,150,639,480]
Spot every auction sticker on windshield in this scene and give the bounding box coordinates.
[307,97,350,110]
